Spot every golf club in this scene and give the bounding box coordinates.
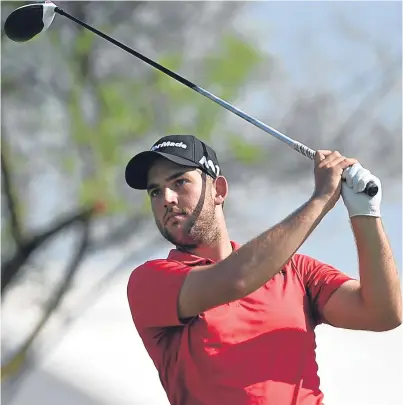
[4,1,378,197]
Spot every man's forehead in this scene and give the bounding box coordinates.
[147,159,196,183]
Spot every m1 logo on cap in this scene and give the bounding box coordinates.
[199,156,220,176]
[151,141,187,151]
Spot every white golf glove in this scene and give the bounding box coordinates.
[341,163,382,218]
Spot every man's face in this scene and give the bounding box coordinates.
[146,158,220,249]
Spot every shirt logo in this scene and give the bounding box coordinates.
[151,141,187,151]
[199,156,220,176]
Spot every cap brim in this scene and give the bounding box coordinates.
[125,151,200,190]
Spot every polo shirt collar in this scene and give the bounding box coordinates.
[167,241,240,265]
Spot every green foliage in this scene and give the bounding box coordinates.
[75,29,96,57]
[1,5,268,221]
[147,35,264,147]
[154,53,187,96]
[1,14,266,217]
[62,156,76,174]
[63,28,266,215]
[228,135,265,164]
[205,34,263,88]
[98,81,153,141]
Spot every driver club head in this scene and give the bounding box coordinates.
[4,2,57,42]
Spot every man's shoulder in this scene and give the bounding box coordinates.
[137,258,178,269]
[128,258,188,285]
[284,253,325,281]
[287,253,317,269]
[131,257,186,273]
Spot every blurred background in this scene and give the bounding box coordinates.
[1,1,402,404]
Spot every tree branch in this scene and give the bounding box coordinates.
[1,206,96,295]
[1,148,23,246]
[1,215,91,384]
[334,60,400,146]
[87,214,150,253]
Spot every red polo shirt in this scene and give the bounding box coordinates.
[127,241,353,405]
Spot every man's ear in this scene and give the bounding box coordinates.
[213,176,228,206]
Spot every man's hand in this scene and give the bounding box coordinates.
[341,163,382,217]
[312,150,357,211]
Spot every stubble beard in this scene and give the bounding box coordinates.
[157,201,221,250]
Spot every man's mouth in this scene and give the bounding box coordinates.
[165,213,186,225]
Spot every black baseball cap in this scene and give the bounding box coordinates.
[125,135,222,190]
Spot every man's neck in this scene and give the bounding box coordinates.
[177,233,233,263]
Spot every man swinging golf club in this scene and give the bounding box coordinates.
[3,3,400,404]
[125,135,401,405]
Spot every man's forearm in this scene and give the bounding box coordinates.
[224,197,328,297]
[352,216,402,327]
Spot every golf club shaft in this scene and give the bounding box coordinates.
[54,7,378,197]
[55,7,314,159]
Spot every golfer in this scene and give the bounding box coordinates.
[125,135,401,405]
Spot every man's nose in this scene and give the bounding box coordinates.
[163,188,178,207]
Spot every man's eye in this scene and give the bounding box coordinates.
[175,179,187,187]
[149,189,160,198]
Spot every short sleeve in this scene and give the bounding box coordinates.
[292,254,355,325]
[127,259,192,329]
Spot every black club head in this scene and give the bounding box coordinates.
[4,3,57,42]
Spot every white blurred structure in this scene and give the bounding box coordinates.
[6,274,403,405]
[5,191,403,405]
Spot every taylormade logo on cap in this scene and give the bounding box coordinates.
[151,141,187,151]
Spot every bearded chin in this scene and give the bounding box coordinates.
[157,214,218,250]
[158,217,199,250]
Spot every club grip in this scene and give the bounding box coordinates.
[364,180,378,197]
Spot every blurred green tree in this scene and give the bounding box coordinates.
[1,0,268,394]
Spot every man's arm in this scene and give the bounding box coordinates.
[322,217,402,331]
[178,196,328,319]
[178,150,353,320]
